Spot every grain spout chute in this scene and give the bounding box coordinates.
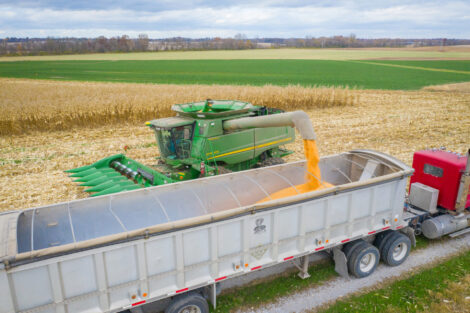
[224,110,331,200]
[223,110,316,140]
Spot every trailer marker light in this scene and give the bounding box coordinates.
[131,294,137,300]
[394,218,398,222]
[235,265,240,270]
[315,246,325,251]
[215,276,227,282]
[325,239,329,244]
[132,300,146,307]
[368,231,376,235]
[176,288,188,294]
[245,263,249,268]
[251,266,262,271]
[284,256,294,261]
[341,239,350,243]
[382,226,391,231]
[142,293,148,297]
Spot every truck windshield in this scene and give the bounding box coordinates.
[155,124,193,159]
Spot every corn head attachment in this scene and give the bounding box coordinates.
[66,154,170,197]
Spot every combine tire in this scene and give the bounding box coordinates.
[217,166,232,175]
[258,157,285,167]
[165,292,209,313]
[347,243,380,278]
[381,232,411,266]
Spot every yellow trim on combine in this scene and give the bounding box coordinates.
[207,137,292,160]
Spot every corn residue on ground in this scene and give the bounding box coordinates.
[0,79,469,211]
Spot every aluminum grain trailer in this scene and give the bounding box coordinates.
[0,150,414,313]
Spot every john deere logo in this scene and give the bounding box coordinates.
[254,218,266,234]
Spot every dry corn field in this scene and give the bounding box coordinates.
[0,79,356,135]
[0,78,469,211]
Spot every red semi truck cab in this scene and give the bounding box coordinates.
[410,149,470,211]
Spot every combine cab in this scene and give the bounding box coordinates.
[67,100,295,196]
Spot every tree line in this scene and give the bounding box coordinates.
[1,34,468,56]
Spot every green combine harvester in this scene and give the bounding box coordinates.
[67,100,296,197]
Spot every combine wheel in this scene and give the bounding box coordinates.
[165,292,209,313]
[381,232,411,266]
[347,243,380,278]
[258,157,285,167]
[216,166,232,175]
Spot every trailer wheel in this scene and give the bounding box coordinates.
[165,293,209,313]
[343,239,367,261]
[348,243,380,278]
[381,232,411,266]
[373,230,395,256]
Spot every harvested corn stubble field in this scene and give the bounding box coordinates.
[0,78,469,211]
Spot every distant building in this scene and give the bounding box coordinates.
[256,42,273,48]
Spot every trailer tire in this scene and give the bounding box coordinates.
[381,232,411,266]
[348,243,380,278]
[165,293,209,313]
[373,230,395,256]
[343,239,368,261]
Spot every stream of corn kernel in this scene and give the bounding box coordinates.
[258,139,333,202]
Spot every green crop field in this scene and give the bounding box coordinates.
[368,60,470,72]
[0,59,469,90]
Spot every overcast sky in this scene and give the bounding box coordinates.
[0,0,469,39]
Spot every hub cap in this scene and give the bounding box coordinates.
[392,242,408,261]
[360,252,376,272]
[178,305,201,313]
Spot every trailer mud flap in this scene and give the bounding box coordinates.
[333,247,349,279]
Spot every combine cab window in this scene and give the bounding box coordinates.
[423,163,443,178]
[155,125,194,159]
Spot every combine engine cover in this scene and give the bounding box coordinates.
[410,149,469,211]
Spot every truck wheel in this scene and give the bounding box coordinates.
[258,157,285,167]
[373,230,395,256]
[165,293,209,313]
[381,232,411,266]
[348,243,380,278]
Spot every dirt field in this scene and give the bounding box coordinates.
[1,47,470,62]
[1,79,468,211]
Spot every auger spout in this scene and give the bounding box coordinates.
[223,110,316,140]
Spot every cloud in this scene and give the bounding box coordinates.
[0,1,469,38]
